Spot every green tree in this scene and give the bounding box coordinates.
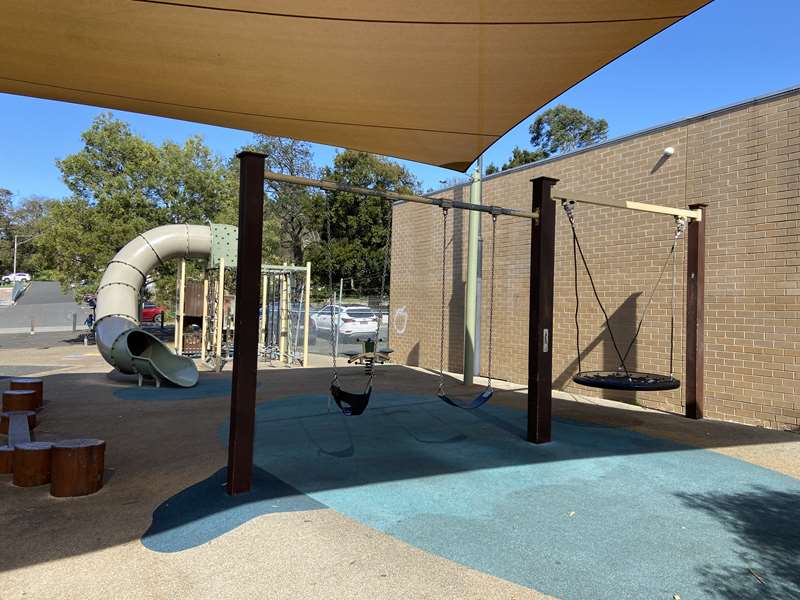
[500,147,549,171]
[306,150,419,298]
[38,113,237,302]
[495,105,608,172]
[529,104,608,155]
[243,135,320,266]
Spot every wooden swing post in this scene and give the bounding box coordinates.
[529,177,558,443]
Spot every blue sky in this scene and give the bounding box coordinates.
[1,0,798,200]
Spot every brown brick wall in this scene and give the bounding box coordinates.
[390,88,800,430]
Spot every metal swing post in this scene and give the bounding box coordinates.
[529,177,558,443]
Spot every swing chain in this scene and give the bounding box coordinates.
[438,207,449,396]
[486,214,497,389]
[325,192,339,387]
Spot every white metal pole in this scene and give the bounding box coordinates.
[303,261,311,367]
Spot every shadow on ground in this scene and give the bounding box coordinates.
[676,486,800,599]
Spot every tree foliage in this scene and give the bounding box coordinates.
[37,113,237,301]
[494,105,608,172]
[243,135,320,266]
[529,104,608,155]
[305,150,419,298]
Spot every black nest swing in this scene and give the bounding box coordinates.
[562,199,686,393]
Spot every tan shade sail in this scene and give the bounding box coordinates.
[1,1,708,171]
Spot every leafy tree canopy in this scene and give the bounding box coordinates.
[241,135,320,267]
[38,113,238,301]
[529,104,608,156]
[306,150,419,298]
[493,105,608,172]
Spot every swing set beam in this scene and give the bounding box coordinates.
[264,171,540,221]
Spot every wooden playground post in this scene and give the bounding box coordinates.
[227,151,265,496]
[685,203,707,419]
[215,257,225,373]
[528,176,558,444]
[303,261,311,367]
[176,258,186,355]
[200,275,209,361]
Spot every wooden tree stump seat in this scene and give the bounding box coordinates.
[0,410,36,444]
[13,442,53,487]
[50,439,106,497]
[9,378,43,409]
[3,389,39,412]
[0,445,13,474]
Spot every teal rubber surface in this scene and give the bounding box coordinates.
[146,392,800,599]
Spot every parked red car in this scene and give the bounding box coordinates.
[142,301,165,322]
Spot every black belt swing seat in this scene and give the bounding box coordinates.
[323,187,391,417]
[435,205,499,409]
[562,199,686,392]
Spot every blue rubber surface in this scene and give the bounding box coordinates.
[148,392,800,599]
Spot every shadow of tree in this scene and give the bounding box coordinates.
[676,486,800,599]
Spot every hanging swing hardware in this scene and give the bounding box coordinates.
[552,192,703,222]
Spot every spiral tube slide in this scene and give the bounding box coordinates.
[95,224,212,387]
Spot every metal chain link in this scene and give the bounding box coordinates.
[326,192,338,386]
[367,204,392,391]
[486,214,497,389]
[438,207,449,396]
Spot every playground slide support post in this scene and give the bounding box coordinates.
[201,276,209,361]
[215,257,225,372]
[176,258,186,355]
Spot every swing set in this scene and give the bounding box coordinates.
[257,170,707,443]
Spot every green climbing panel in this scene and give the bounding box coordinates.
[210,224,238,268]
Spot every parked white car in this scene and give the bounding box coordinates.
[311,304,379,340]
[1,272,31,284]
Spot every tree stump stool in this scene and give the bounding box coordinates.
[0,445,13,474]
[9,378,43,410]
[0,410,36,438]
[50,439,106,497]
[13,442,53,487]
[3,389,39,412]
